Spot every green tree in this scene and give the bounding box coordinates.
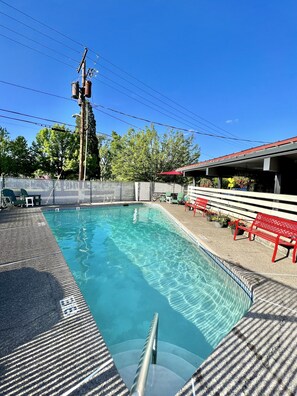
[86,103,100,179]
[0,128,34,176]
[110,126,200,182]
[74,103,100,180]
[32,125,79,178]
[0,127,11,175]
[9,136,35,176]
[111,127,160,181]
[99,136,113,181]
[160,130,200,169]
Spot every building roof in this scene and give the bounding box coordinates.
[177,136,297,174]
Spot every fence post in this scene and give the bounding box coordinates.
[90,180,92,204]
[0,174,3,205]
[150,181,155,201]
[120,182,123,201]
[53,180,55,205]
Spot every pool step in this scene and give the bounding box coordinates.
[110,339,204,370]
[119,363,185,396]
[110,339,204,393]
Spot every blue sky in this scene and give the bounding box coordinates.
[1,0,297,162]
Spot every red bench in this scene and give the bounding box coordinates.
[233,212,297,263]
[185,197,209,217]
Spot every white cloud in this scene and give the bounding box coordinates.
[225,118,239,124]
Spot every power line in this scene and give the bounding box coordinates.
[96,61,240,139]
[0,2,251,150]
[0,108,76,127]
[0,114,53,129]
[1,13,227,137]
[98,77,200,131]
[0,0,83,49]
[93,107,141,130]
[97,53,238,137]
[0,0,241,141]
[0,80,270,144]
[0,80,137,133]
[95,71,246,147]
[0,23,80,64]
[91,103,270,144]
[0,32,75,69]
[0,80,74,101]
[0,111,112,138]
[1,10,229,138]
[0,9,79,54]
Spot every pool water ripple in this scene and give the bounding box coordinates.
[44,205,251,362]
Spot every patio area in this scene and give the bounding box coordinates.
[0,203,297,395]
[161,202,297,289]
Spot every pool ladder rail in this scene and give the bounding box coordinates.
[129,313,159,396]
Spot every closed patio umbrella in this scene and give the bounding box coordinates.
[159,170,183,176]
[158,170,183,193]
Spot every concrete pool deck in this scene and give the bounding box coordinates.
[0,207,128,396]
[160,203,297,396]
[0,203,297,395]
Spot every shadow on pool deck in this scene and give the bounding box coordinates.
[0,207,128,396]
[1,203,297,395]
[0,267,63,356]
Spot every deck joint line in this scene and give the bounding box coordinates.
[0,251,62,267]
[61,358,113,396]
[256,297,297,315]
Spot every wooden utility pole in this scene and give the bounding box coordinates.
[77,48,88,181]
[72,48,93,181]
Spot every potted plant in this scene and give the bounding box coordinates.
[211,213,230,228]
[206,212,216,221]
[214,218,223,228]
[217,214,231,228]
[228,220,245,235]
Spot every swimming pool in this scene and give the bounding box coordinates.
[44,204,251,388]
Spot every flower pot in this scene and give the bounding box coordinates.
[230,227,244,236]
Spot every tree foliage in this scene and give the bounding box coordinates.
[0,127,11,175]
[74,103,100,180]
[9,136,35,176]
[86,103,100,179]
[99,136,113,181]
[0,128,34,176]
[32,125,79,179]
[107,127,200,181]
[0,123,201,182]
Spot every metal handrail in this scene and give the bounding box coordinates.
[130,313,159,396]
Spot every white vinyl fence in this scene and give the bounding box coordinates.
[1,177,184,205]
[135,182,183,201]
[187,186,297,222]
[2,177,135,205]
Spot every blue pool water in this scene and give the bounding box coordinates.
[44,205,251,364]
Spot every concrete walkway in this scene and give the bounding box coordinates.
[160,202,297,289]
[0,203,297,395]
